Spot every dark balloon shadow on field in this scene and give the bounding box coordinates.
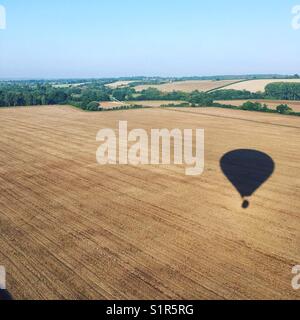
[0,290,13,300]
[220,149,275,209]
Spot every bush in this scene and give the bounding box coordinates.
[86,101,100,111]
[276,104,292,114]
[241,101,268,111]
[188,91,214,106]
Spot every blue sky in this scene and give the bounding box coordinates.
[0,0,299,78]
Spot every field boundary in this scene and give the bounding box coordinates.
[206,79,251,93]
[162,107,300,129]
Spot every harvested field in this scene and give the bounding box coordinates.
[216,100,300,112]
[99,101,128,109]
[166,106,300,128]
[0,105,299,300]
[127,100,187,107]
[105,81,135,89]
[52,83,88,88]
[220,79,300,93]
[134,80,241,93]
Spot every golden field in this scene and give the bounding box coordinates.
[220,79,300,93]
[215,100,300,112]
[0,105,299,300]
[126,100,187,107]
[134,80,241,93]
[105,81,135,89]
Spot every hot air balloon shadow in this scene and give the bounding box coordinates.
[220,150,275,209]
[0,290,13,300]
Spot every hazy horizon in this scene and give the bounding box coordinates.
[0,73,299,82]
[1,0,300,78]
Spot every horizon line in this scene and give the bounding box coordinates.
[0,73,299,81]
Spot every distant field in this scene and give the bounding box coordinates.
[0,105,299,300]
[216,99,300,112]
[100,100,187,109]
[105,81,135,89]
[126,100,187,107]
[134,80,242,93]
[166,106,300,127]
[220,79,300,93]
[99,101,128,109]
[53,83,87,88]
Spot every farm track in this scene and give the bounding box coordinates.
[0,106,299,300]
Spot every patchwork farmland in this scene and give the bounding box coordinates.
[0,105,299,300]
[215,100,300,112]
[105,81,136,89]
[126,100,187,107]
[134,80,242,93]
[219,79,300,93]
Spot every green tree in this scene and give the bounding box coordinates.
[241,101,265,111]
[86,101,100,111]
[276,104,292,114]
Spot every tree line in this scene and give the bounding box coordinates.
[1,81,300,115]
[0,83,111,110]
[265,82,300,100]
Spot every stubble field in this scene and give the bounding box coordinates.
[0,105,299,300]
[127,100,187,107]
[220,79,300,93]
[215,100,300,112]
[134,80,241,93]
[105,81,136,89]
